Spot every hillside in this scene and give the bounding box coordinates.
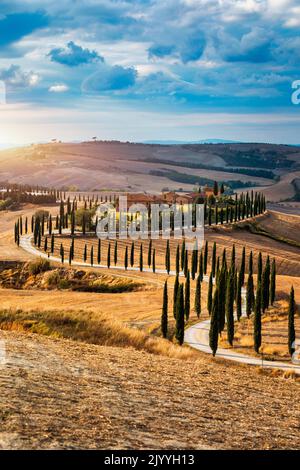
[1,142,300,201]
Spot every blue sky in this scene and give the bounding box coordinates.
[0,0,300,145]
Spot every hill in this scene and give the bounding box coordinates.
[0,141,300,201]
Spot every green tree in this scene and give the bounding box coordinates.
[124,245,128,270]
[261,256,270,312]
[152,248,156,273]
[165,240,170,274]
[139,243,143,272]
[173,274,179,318]
[90,245,94,266]
[184,270,190,320]
[209,288,219,356]
[240,247,246,286]
[175,284,185,345]
[130,241,134,267]
[194,274,201,318]
[213,180,219,196]
[207,272,213,315]
[175,244,180,274]
[203,241,208,274]
[211,242,216,277]
[198,250,203,281]
[288,286,296,357]
[246,271,254,317]
[225,268,235,345]
[161,280,168,339]
[97,239,101,265]
[83,244,87,262]
[60,243,64,264]
[107,243,111,268]
[236,271,242,321]
[180,240,185,271]
[147,240,152,268]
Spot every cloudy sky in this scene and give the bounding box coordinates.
[0,0,300,145]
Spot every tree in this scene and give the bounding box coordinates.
[257,252,262,284]
[248,250,253,276]
[184,270,190,320]
[175,244,180,274]
[270,258,276,305]
[236,271,242,321]
[161,281,168,339]
[181,240,185,271]
[207,272,213,315]
[203,240,208,274]
[51,234,55,254]
[165,240,170,274]
[246,271,254,317]
[124,245,128,270]
[225,268,235,346]
[173,274,179,318]
[90,245,94,266]
[139,243,143,271]
[254,283,262,353]
[184,250,188,278]
[218,266,227,334]
[152,248,156,273]
[194,274,201,318]
[83,244,87,262]
[198,250,203,281]
[240,247,246,286]
[220,183,225,194]
[147,240,152,268]
[288,286,296,357]
[97,239,101,265]
[60,243,64,264]
[209,288,219,356]
[107,243,111,268]
[231,244,236,266]
[211,242,216,277]
[114,240,118,265]
[175,284,185,345]
[130,241,134,267]
[44,236,48,252]
[213,180,219,196]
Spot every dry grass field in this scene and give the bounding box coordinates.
[0,200,300,449]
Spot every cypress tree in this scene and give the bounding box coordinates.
[139,244,143,272]
[236,271,242,321]
[254,283,262,353]
[175,244,180,274]
[218,266,227,334]
[221,248,227,271]
[196,250,202,281]
[97,239,101,265]
[240,247,246,286]
[60,243,64,264]
[130,241,134,267]
[161,281,168,339]
[246,271,254,317]
[209,288,219,356]
[184,270,190,320]
[152,248,156,273]
[175,284,185,345]
[107,243,111,268]
[184,250,188,278]
[114,240,118,265]
[147,240,152,268]
[194,274,201,318]
[257,252,262,284]
[173,274,179,318]
[270,258,276,305]
[249,250,253,276]
[83,244,87,262]
[124,245,128,270]
[90,245,94,266]
[231,244,236,266]
[207,272,213,315]
[51,234,55,254]
[69,246,72,265]
[225,268,235,345]
[165,240,170,274]
[288,286,296,357]
[211,241,216,277]
[203,240,208,274]
[181,240,185,271]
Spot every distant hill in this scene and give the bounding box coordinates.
[141,139,240,145]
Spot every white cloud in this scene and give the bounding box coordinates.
[49,84,69,92]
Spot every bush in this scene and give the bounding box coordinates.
[28,258,51,275]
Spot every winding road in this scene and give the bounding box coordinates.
[19,231,300,375]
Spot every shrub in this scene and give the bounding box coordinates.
[28,258,51,275]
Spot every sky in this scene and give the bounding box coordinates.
[0,0,300,146]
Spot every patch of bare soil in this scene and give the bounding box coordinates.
[0,329,300,450]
